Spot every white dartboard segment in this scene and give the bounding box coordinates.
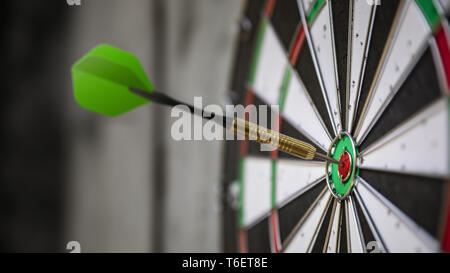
[253,22,289,107]
[347,0,375,132]
[355,1,432,143]
[302,0,316,14]
[355,178,439,253]
[242,157,272,227]
[284,189,331,253]
[325,200,341,253]
[346,196,365,253]
[276,159,325,208]
[283,71,332,151]
[359,98,450,179]
[308,1,342,133]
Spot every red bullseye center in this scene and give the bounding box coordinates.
[338,151,351,181]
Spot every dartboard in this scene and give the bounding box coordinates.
[223,0,450,253]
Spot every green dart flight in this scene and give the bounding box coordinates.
[70,43,341,166]
[72,44,154,116]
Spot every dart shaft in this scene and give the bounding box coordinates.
[232,118,341,164]
[231,118,337,164]
[314,152,341,165]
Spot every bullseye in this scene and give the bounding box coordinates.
[338,150,351,182]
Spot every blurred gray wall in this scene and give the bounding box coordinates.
[162,0,243,252]
[64,0,243,252]
[65,0,155,253]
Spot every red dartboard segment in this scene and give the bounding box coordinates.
[338,151,352,182]
[264,0,277,18]
[435,24,450,93]
[238,229,248,253]
[289,26,306,65]
[270,209,281,253]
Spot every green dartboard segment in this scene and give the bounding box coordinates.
[415,0,440,32]
[307,0,325,24]
[72,44,154,116]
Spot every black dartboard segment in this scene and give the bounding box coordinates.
[330,0,350,130]
[271,0,301,52]
[278,181,325,244]
[248,217,272,253]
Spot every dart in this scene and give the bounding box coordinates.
[1,0,448,257]
[71,44,341,165]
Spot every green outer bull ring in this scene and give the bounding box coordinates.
[326,131,359,200]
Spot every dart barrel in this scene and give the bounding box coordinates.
[231,118,316,160]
